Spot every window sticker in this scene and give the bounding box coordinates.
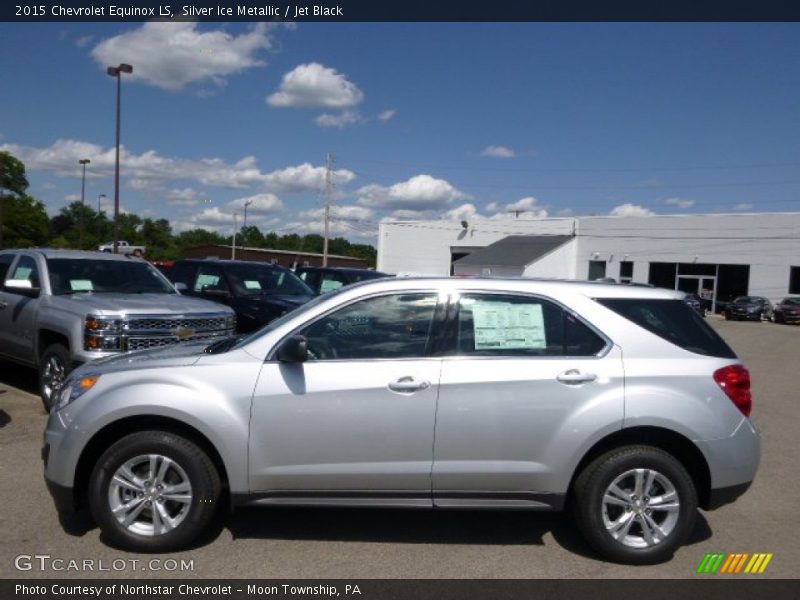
[243,280,262,290]
[320,279,344,294]
[69,279,94,292]
[195,273,219,292]
[13,266,32,280]
[469,300,546,350]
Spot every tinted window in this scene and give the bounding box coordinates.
[299,293,437,360]
[171,262,197,288]
[456,294,606,357]
[319,272,347,294]
[194,264,228,293]
[225,263,312,296]
[0,254,15,282]
[597,298,736,358]
[47,259,174,294]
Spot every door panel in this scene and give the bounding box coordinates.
[250,360,441,493]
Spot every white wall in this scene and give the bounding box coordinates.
[378,213,800,303]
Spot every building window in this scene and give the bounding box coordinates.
[619,261,634,284]
[790,266,800,294]
[588,260,606,281]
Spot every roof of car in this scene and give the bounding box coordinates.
[343,276,685,300]
[175,258,289,268]
[297,266,389,274]
[1,248,143,261]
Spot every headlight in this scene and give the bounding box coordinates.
[54,374,101,411]
[85,315,125,352]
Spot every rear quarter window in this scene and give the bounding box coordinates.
[597,298,736,359]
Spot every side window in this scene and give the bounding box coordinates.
[194,265,228,293]
[0,254,15,283]
[299,293,438,360]
[456,294,605,357]
[8,256,40,289]
[172,263,197,288]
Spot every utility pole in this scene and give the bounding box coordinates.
[231,212,238,260]
[323,152,333,267]
[78,159,90,249]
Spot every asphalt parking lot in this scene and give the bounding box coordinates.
[0,317,797,579]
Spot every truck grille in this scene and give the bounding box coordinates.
[124,314,232,351]
[127,316,230,332]
[128,332,225,351]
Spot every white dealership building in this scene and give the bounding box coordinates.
[376,212,800,310]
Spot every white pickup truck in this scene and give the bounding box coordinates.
[97,240,145,256]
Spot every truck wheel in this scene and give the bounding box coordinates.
[102,249,112,253]
[89,431,221,553]
[39,344,71,412]
[572,445,697,565]
[132,249,143,258]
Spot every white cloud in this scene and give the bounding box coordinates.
[301,205,375,222]
[484,196,548,218]
[357,174,467,211]
[262,162,356,193]
[314,110,364,128]
[664,197,695,209]
[267,62,364,108]
[0,139,356,194]
[442,203,479,221]
[733,202,754,211]
[609,203,655,217]
[75,35,93,48]
[229,193,283,214]
[481,145,515,158]
[165,187,207,206]
[91,22,272,92]
[378,109,397,122]
[64,193,80,202]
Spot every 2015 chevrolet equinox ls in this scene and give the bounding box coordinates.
[43,278,760,564]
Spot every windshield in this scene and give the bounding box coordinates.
[231,287,345,350]
[47,258,175,295]
[781,298,800,306]
[733,296,760,304]
[225,263,313,296]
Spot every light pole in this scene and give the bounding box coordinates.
[107,63,133,254]
[242,198,253,246]
[231,212,239,260]
[78,158,90,249]
[97,193,106,214]
[97,193,106,241]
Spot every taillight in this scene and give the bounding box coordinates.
[713,365,752,417]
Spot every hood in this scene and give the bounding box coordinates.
[46,293,234,316]
[249,294,313,310]
[73,339,213,376]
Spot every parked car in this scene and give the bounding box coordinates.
[0,249,235,409]
[97,240,146,257]
[170,259,314,333]
[682,293,706,317]
[724,296,773,321]
[773,297,800,324]
[150,260,175,280]
[295,266,392,295]
[43,277,759,564]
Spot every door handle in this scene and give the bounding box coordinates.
[0,300,7,310]
[556,369,597,385]
[388,376,431,393]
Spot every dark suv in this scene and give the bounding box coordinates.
[295,266,391,295]
[171,259,314,333]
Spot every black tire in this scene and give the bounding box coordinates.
[89,431,221,553]
[132,249,143,258]
[572,445,698,565]
[39,343,71,412]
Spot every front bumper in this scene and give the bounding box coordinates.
[45,477,77,514]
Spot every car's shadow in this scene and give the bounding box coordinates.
[0,358,39,396]
[64,500,713,562]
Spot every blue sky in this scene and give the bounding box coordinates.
[1,22,799,242]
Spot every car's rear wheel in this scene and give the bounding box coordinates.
[39,344,71,412]
[89,431,221,552]
[572,445,697,564]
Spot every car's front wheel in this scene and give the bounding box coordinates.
[89,431,221,552]
[572,445,698,564]
[39,344,71,412]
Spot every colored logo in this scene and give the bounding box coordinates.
[175,327,195,340]
[697,552,773,574]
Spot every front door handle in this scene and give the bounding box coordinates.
[388,376,431,393]
[556,369,597,385]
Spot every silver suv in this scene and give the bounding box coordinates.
[42,278,760,564]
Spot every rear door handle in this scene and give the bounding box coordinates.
[388,376,431,393]
[556,369,597,385]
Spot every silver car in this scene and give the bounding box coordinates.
[42,278,760,564]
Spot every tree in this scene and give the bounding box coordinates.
[0,151,32,248]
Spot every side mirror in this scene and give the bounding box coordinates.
[276,335,308,363]
[4,279,41,298]
[173,282,188,292]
